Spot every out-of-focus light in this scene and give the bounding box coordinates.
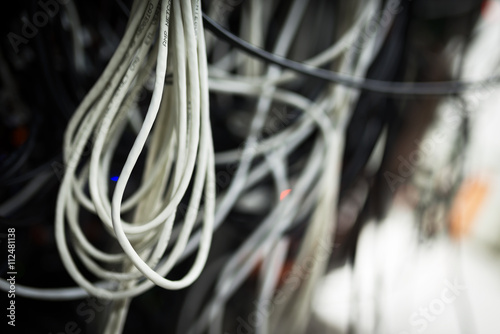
[280,189,292,200]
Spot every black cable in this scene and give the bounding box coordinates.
[341,0,411,192]
[202,12,499,96]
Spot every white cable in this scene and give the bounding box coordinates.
[0,0,370,312]
[51,0,214,300]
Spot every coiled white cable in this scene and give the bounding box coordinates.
[0,4,378,331]
[52,0,215,302]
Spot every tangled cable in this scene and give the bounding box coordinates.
[1,0,497,333]
[54,0,215,299]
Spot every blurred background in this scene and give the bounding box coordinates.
[1,0,500,333]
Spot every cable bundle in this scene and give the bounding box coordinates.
[0,0,496,333]
[179,1,387,333]
[55,0,214,304]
